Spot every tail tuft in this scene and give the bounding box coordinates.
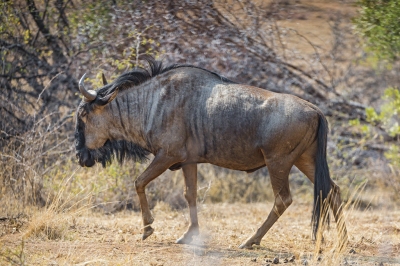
[312,114,332,238]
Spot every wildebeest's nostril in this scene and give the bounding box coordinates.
[78,149,94,167]
[85,159,95,167]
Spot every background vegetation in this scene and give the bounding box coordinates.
[1,0,399,226]
[353,0,400,62]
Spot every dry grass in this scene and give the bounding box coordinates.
[22,172,93,242]
[2,170,397,265]
[1,197,399,265]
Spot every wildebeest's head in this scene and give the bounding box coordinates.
[75,73,149,168]
[75,73,117,167]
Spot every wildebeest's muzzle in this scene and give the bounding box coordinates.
[77,148,95,167]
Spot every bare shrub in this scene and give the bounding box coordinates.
[0,112,73,212]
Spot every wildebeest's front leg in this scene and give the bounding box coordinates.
[176,164,199,244]
[135,152,179,240]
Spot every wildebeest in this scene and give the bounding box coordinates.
[75,55,348,249]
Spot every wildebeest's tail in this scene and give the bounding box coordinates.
[312,114,331,239]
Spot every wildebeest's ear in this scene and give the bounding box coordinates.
[95,89,118,106]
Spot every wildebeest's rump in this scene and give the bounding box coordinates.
[74,55,348,249]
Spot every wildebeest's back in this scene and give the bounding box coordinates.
[177,74,320,171]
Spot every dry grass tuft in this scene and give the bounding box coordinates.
[23,172,93,241]
[23,208,71,241]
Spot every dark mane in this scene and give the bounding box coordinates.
[97,55,236,97]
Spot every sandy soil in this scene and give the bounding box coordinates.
[1,201,399,265]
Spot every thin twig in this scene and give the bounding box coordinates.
[36,72,65,103]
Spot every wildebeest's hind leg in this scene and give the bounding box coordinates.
[239,160,293,249]
[176,164,199,244]
[295,150,349,250]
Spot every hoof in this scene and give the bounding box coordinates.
[142,226,154,240]
[238,243,252,249]
[239,240,260,249]
[175,235,193,245]
[175,228,199,245]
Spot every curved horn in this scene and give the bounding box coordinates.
[79,73,97,102]
[101,73,108,85]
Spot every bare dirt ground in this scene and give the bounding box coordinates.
[277,1,358,48]
[1,201,399,265]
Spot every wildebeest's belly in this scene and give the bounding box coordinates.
[205,147,266,171]
[170,152,265,172]
[208,158,266,172]
[182,135,266,172]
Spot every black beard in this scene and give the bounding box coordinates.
[80,140,150,168]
